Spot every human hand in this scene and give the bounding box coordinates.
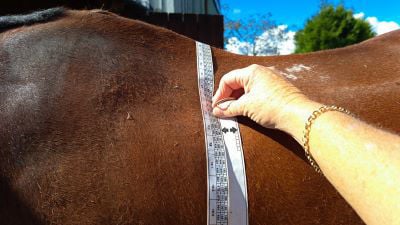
[212,64,321,137]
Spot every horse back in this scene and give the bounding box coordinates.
[1,9,399,225]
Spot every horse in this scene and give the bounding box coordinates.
[1,8,399,225]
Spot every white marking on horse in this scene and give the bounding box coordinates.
[267,66,298,80]
[271,64,314,80]
[319,75,330,81]
[281,72,298,80]
[285,64,311,73]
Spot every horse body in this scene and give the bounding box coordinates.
[1,9,399,225]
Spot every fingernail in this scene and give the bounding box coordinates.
[216,100,233,110]
[214,97,236,108]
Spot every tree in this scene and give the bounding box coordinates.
[224,11,292,56]
[294,5,375,53]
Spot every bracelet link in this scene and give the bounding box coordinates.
[302,105,352,174]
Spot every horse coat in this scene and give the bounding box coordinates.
[1,8,399,225]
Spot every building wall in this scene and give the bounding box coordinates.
[137,0,220,14]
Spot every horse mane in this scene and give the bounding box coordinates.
[0,7,65,31]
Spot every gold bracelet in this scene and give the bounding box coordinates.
[303,105,352,174]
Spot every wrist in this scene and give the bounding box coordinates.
[276,98,324,143]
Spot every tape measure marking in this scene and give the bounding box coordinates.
[196,42,248,225]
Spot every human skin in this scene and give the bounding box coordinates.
[212,64,400,225]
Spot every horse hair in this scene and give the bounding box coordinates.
[0,7,65,31]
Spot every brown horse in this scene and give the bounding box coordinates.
[1,8,399,225]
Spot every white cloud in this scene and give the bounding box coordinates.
[277,28,296,55]
[366,17,400,35]
[225,25,296,56]
[354,12,400,35]
[225,37,252,55]
[256,25,296,55]
[353,12,365,19]
[233,9,241,14]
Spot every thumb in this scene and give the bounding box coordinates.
[212,97,248,118]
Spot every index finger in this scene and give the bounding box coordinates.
[212,68,249,107]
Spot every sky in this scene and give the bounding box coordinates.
[220,0,400,55]
[221,0,400,30]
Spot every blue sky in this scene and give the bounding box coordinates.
[221,0,400,31]
[222,0,400,55]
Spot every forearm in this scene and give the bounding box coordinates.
[279,100,400,225]
[212,64,400,224]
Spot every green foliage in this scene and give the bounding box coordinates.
[294,5,375,53]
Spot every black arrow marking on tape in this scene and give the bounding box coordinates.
[230,127,237,133]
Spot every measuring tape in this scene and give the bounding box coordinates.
[196,42,249,225]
